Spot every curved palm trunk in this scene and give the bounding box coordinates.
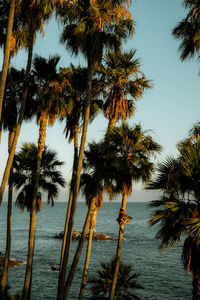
[59,123,79,272]
[63,197,96,299]
[109,192,127,300]
[0,0,15,124]
[0,26,34,203]
[22,111,48,300]
[78,206,97,300]
[1,128,15,294]
[57,59,94,300]
[193,273,200,300]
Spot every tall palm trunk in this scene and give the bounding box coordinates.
[0,26,34,203]
[193,273,200,300]
[0,0,15,125]
[63,197,96,299]
[109,192,127,300]
[1,128,15,294]
[107,116,117,133]
[22,111,48,300]
[78,206,97,300]
[59,122,79,272]
[57,59,94,300]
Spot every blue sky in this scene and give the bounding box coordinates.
[0,0,200,201]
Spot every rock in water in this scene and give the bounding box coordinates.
[53,230,116,241]
[0,257,22,268]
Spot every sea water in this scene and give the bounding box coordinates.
[0,202,192,300]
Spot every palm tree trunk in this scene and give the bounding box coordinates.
[59,123,79,272]
[78,206,97,300]
[57,59,94,300]
[1,128,15,294]
[0,0,15,125]
[109,192,127,300]
[0,25,34,203]
[0,178,13,294]
[107,116,117,133]
[193,273,200,300]
[63,197,96,299]
[57,124,79,297]
[22,112,48,300]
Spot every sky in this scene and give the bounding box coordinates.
[0,0,200,202]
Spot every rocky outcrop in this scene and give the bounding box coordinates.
[54,230,116,241]
[0,257,22,268]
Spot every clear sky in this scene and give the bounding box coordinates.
[0,0,200,201]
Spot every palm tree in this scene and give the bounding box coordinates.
[78,139,127,299]
[13,143,66,210]
[78,181,102,300]
[58,64,102,272]
[0,0,33,143]
[0,0,15,125]
[107,122,161,300]
[20,54,66,300]
[0,67,36,295]
[77,145,109,300]
[88,257,143,300]
[62,140,117,299]
[0,0,60,204]
[13,143,65,299]
[0,0,30,60]
[99,49,152,131]
[56,1,134,298]
[147,132,200,300]
[172,0,200,62]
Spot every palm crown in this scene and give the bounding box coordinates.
[106,122,161,196]
[58,0,134,64]
[32,55,67,126]
[147,127,200,299]
[88,257,143,300]
[13,143,66,212]
[99,50,152,129]
[172,0,200,61]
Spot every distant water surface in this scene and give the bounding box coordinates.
[0,202,192,300]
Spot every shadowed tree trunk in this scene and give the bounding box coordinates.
[0,26,34,203]
[59,122,79,271]
[1,128,15,293]
[22,111,48,300]
[57,59,94,300]
[78,206,97,300]
[109,192,128,300]
[0,0,15,125]
[63,197,96,299]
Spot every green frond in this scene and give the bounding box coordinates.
[172,1,200,62]
[185,218,200,243]
[101,49,152,125]
[13,143,66,211]
[58,0,134,62]
[88,257,143,299]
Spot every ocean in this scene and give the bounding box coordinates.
[0,202,192,300]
